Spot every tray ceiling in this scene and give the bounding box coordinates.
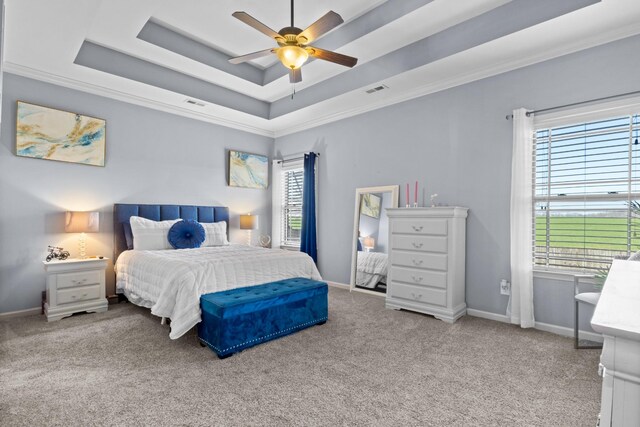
[4,0,640,137]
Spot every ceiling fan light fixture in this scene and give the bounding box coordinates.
[229,3,357,83]
[277,45,309,70]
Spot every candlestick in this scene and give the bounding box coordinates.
[406,183,410,208]
[415,181,418,207]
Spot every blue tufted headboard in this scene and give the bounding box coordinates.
[113,203,229,260]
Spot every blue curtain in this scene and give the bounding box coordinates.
[300,152,317,263]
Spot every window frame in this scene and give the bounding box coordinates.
[531,96,640,277]
[272,158,304,250]
[280,166,304,249]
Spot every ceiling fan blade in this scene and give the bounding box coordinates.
[289,69,302,83]
[308,47,358,68]
[232,11,284,42]
[229,48,275,64]
[297,11,343,44]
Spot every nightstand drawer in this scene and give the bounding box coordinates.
[57,285,101,305]
[57,270,102,289]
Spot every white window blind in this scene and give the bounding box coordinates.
[533,114,640,271]
[281,167,304,247]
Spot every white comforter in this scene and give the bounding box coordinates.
[115,245,322,339]
[356,251,388,289]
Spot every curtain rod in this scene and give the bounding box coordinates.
[505,90,640,120]
[276,152,320,164]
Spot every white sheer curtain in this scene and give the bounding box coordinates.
[508,108,535,328]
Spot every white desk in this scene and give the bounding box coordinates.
[591,260,640,427]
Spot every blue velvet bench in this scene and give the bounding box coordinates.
[197,278,328,358]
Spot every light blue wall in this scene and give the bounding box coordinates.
[0,73,273,313]
[274,34,640,328]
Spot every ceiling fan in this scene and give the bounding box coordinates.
[228,0,358,83]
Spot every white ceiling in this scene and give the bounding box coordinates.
[4,0,640,137]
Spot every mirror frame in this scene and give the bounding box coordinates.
[349,185,399,297]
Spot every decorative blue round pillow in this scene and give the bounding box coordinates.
[168,220,205,249]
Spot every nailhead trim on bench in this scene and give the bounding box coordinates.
[199,317,328,354]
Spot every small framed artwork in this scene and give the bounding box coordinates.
[361,193,381,218]
[16,101,106,167]
[228,150,268,189]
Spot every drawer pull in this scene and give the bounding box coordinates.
[412,242,423,249]
[412,225,423,232]
[411,293,423,300]
[72,278,88,284]
[412,276,423,283]
[412,259,423,266]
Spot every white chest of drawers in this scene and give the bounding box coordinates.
[43,258,109,321]
[591,260,640,427]
[385,207,468,323]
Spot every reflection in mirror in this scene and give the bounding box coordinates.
[350,185,399,296]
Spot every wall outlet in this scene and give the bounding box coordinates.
[500,279,511,296]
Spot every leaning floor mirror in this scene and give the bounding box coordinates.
[350,185,399,296]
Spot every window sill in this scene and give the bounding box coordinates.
[533,267,596,283]
[280,245,300,251]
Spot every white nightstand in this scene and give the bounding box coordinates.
[43,258,109,321]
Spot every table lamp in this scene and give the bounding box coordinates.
[363,236,375,252]
[65,211,99,259]
[240,214,259,246]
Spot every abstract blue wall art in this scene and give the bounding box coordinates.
[228,150,268,189]
[16,101,106,167]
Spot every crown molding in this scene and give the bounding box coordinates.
[2,62,276,138]
[5,22,639,140]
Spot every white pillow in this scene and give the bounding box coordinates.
[201,221,229,247]
[129,216,179,250]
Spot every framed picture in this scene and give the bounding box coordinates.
[16,101,106,167]
[361,193,381,218]
[228,150,269,189]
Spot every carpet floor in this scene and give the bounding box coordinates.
[0,287,601,426]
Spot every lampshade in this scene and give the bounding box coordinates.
[65,211,99,233]
[363,236,375,250]
[239,214,259,230]
[277,46,309,70]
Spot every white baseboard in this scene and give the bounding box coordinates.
[467,308,509,323]
[0,307,41,318]
[327,281,350,290]
[534,320,603,343]
[466,308,603,343]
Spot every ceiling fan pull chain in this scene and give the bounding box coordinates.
[291,83,296,100]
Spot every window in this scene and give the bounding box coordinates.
[281,167,304,248]
[533,114,640,271]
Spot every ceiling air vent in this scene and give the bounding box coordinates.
[365,84,388,94]
[185,99,206,107]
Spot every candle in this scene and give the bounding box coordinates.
[406,183,410,207]
[415,181,418,207]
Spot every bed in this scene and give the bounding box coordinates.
[356,251,388,289]
[113,203,322,339]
